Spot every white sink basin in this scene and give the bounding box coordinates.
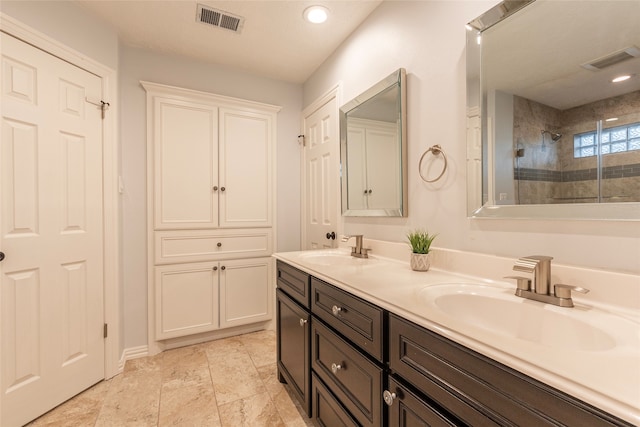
[417,284,640,352]
[298,251,374,266]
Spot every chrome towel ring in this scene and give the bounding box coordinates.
[418,144,447,183]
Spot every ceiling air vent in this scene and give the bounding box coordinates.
[581,46,640,71]
[196,4,244,33]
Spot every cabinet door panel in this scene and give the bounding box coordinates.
[276,289,310,416]
[154,98,218,229]
[219,108,273,228]
[155,262,219,339]
[219,257,272,328]
[312,373,359,427]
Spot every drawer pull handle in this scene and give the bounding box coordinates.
[331,363,342,374]
[299,318,307,326]
[383,390,397,406]
[331,305,342,316]
[217,242,222,247]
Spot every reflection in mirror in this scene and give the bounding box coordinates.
[467,0,640,220]
[341,68,407,217]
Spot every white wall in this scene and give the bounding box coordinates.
[304,1,640,274]
[119,46,303,348]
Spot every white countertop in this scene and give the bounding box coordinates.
[273,246,640,425]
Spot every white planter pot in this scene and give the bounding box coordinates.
[410,253,430,271]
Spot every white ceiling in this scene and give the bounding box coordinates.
[76,0,383,83]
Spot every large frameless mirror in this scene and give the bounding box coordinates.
[466,0,640,220]
[340,68,407,217]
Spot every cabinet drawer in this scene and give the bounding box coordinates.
[311,320,383,427]
[277,261,311,308]
[311,278,384,361]
[389,314,630,427]
[386,376,457,427]
[155,229,272,264]
[312,373,359,427]
[276,289,311,416]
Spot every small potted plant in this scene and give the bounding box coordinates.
[407,229,437,271]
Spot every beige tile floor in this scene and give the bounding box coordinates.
[28,330,314,426]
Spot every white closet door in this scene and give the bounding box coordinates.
[1,33,104,427]
[218,108,272,228]
[154,98,218,230]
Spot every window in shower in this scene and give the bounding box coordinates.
[574,121,640,158]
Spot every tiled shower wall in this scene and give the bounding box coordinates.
[513,91,640,204]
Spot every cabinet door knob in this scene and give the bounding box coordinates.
[221,266,226,270]
[299,318,307,326]
[213,186,218,191]
[331,363,342,374]
[0,252,4,262]
[331,305,342,316]
[383,390,397,406]
[220,186,226,192]
[217,242,222,247]
[213,266,218,271]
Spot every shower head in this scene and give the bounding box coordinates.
[541,129,563,142]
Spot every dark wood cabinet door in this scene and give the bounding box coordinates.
[386,377,457,427]
[276,289,311,416]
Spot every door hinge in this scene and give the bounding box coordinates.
[103,323,108,338]
[298,134,305,146]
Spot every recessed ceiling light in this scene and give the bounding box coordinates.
[304,6,329,24]
[612,75,631,83]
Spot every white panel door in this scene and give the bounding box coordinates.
[1,33,104,427]
[154,98,218,230]
[219,108,272,228]
[303,98,338,249]
[219,257,272,329]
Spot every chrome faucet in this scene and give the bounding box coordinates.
[505,255,589,308]
[342,235,370,258]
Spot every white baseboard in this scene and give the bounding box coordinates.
[117,345,149,373]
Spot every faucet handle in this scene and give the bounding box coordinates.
[504,275,531,291]
[341,234,362,243]
[554,284,589,299]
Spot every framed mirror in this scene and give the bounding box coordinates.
[340,68,407,217]
[467,0,640,220]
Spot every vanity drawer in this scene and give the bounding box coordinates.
[311,320,383,427]
[155,229,272,264]
[311,277,384,361]
[311,373,359,427]
[389,314,632,427]
[277,261,311,308]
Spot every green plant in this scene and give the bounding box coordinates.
[407,229,438,254]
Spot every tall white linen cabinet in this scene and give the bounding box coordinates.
[143,82,279,346]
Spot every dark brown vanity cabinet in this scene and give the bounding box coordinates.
[388,314,633,427]
[276,261,632,427]
[276,261,311,416]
